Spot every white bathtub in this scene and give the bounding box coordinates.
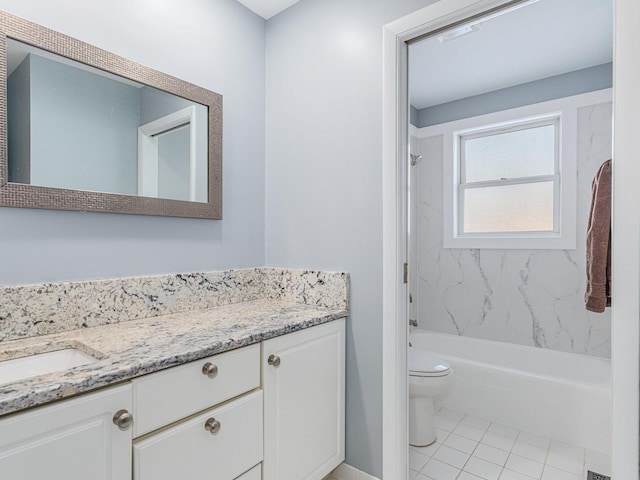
[410,330,611,453]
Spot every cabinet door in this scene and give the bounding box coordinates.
[263,319,345,480]
[0,383,133,480]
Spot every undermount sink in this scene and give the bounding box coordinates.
[0,348,98,386]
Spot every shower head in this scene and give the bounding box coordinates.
[410,153,422,166]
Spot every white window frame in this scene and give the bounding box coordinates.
[456,113,561,242]
[411,90,614,250]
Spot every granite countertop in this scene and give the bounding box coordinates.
[0,299,348,417]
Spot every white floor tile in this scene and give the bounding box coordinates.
[473,443,509,466]
[545,451,583,475]
[408,407,600,480]
[481,432,516,452]
[541,465,582,480]
[454,423,486,441]
[409,450,430,471]
[432,444,470,469]
[435,428,451,443]
[420,458,460,480]
[511,441,548,463]
[548,440,584,461]
[458,472,485,480]
[444,433,478,454]
[462,414,491,431]
[411,442,441,457]
[435,416,459,432]
[463,456,503,480]
[437,407,466,422]
[499,469,537,480]
[505,454,544,478]
[413,472,435,480]
[584,449,610,468]
[517,431,551,450]
[488,423,520,440]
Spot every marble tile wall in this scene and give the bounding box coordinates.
[412,101,612,358]
[0,268,349,342]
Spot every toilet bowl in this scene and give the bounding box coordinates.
[408,346,453,446]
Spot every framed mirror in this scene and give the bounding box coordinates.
[0,10,222,219]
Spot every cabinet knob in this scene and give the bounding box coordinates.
[113,409,134,431]
[204,417,221,434]
[201,362,218,378]
[267,354,281,367]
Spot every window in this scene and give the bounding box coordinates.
[445,112,576,249]
[460,117,558,235]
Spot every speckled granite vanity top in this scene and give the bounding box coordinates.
[0,268,349,416]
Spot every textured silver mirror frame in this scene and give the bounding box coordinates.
[0,10,223,219]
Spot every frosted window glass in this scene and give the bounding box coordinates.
[463,181,554,233]
[464,124,555,183]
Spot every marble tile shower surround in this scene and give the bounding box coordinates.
[0,268,349,342]
[413,101,612,358]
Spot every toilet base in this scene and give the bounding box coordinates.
[409,396,436,446]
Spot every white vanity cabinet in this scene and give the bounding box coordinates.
[0,383,133,480]
[263,318,345,480]
[0,318,345,480]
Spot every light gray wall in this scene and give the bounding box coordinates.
[139,86,195,125]
[412,62,613,127]
[7,56,30,184]
[28,54,140,194]
[265,0,437,476]
[0,0,266,286]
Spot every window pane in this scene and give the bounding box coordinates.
[463,181,554,233]
[463,124,555,183]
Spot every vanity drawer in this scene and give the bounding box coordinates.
[132,343,260,437]
[133,390,263,480]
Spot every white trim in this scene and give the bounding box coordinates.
[384,2,637,480]
[383,2,522,479]
[611,1,640,478]
[137,106,208,202]
[329,463,381,480]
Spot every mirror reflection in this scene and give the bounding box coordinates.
[6,38,208,203]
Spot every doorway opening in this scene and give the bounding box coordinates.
[382,1,640,479]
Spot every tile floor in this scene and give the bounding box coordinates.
[409,407,611,480]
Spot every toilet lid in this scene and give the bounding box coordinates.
[408,347,451,377]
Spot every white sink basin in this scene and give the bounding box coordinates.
[0,349,98,386]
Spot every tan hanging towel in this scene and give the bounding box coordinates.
[585,159,612,313]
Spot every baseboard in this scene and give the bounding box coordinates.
[328,463,381,480]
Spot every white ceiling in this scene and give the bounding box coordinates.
[409,0,613,110]
[235,0,303,19]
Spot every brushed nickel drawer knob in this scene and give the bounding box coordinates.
[268,354,281,367]
[202,362,218,378]
[204,417,221,434]
[113,409,134,431]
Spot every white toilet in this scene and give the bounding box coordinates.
[408,346,453,446]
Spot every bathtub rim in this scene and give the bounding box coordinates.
[410,329,611,390]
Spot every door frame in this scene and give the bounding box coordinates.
[382,1,640,479]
